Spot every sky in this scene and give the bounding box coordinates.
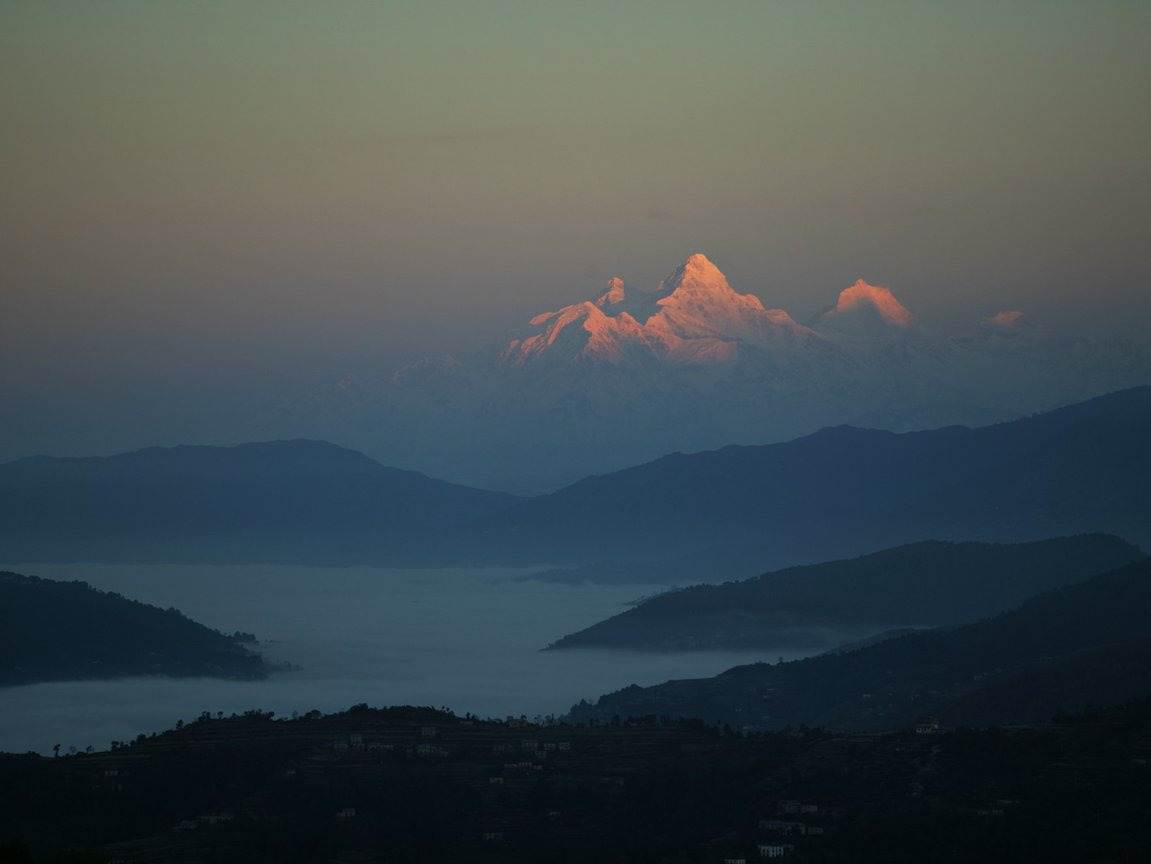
[2,1,1149,461]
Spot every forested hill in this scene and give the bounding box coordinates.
[0,572,270,686]
[569,557,1151,731]
[547,534,1145,651]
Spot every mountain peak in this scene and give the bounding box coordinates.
[813,279,912,330]
[986,310,1024,328]
[658,253,732,298]
[838,279,912,325]
[683,252,721,273]
[501,252,810,367]
[595,277,628,308]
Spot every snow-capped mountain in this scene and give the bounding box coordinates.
[501,254,815,367]
[292,254,1149,493]
[810,278,914,332]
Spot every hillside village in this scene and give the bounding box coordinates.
[4,700,1150,863]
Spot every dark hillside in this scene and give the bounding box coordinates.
[0,571,269,685]
[548,534,1144,650]
[3,700,1151,863]
[569,558,1151,731]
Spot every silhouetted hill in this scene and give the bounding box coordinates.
[547,535,1145,650]
[458,386,1151,567]
[4,700,1151,863]
[0,440,520,564]
[568,558,1151,731]
[0,571,270,685]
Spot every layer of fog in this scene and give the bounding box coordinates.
[0,563,838,755]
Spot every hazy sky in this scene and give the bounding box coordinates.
[2,1,1149,459]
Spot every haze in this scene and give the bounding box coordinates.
[0,562,789,755]
[2,1,1150,466]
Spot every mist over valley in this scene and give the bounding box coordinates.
[0,563,786,756]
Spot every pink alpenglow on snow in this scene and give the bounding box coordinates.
[501,254,813,366]
[826,279,914,327]
[986,310,1025,328]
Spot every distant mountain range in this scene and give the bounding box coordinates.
[546,535,1145,651]
[0,440,519,565]
[309,254,1149,492]
[0,571,270,685]
[568,557,1151,731]
[2,389,1149,569]
[455,385,1151,568]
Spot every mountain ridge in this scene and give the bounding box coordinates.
[451,385,1151,566]
[4,389,1148,569]
[567,557,1151,731]
[357,254,1150,492]
[0,439,520,565]
[546,534,1147,652]
[501,253,814,367]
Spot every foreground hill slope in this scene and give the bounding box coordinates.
[459,385,1151,567]
[0,572,269,686]
[0,439,520,564]
[4,701,1151,863]
[548,534,1145,651]
[569,558,1151,731]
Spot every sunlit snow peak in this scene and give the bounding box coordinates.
[502,254,811,366]
[812,279,913,331]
